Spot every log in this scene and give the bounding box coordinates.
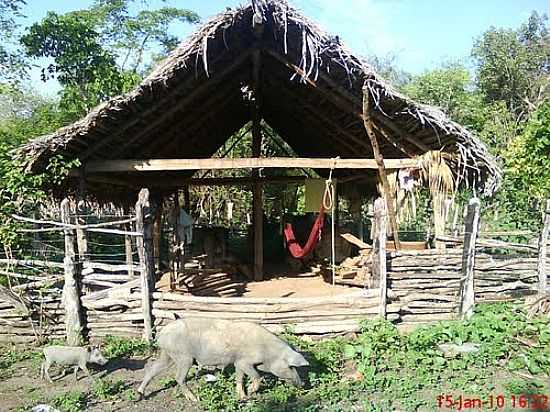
[136,189,155,342]
[61,199,84,345]
[362,91,401,248]
[437,235,536,253]
[459,198,480,319]
[153,290,379,304]
[81,279,118,288]
[152,299,381,313]
[81,279,141,301]
[373,198,387,318]
[83,261,141,273]
[82,298,141,310]
[83,274,133,282]
[0,259,64,269]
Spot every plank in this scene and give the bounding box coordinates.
[82,157,420,173]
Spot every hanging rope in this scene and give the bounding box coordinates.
[327,158,338,285]
[283,158,338,273]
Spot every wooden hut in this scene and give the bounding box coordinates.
[12,0,509,337]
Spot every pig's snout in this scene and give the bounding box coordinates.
[286,367,305,387]
[293,376,305,387]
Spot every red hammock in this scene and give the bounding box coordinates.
[284,207,325,259]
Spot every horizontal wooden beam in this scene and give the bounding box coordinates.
[83,157,419,173]
[87,175,312,188]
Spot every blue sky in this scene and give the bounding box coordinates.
[19,0,548,95]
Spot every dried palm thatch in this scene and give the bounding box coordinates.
[418,151,456,240]
[16,0,500,203]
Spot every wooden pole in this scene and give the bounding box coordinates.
[153,201,163,270]
[171,194,182,289]
[135,189,156,342]
[459,197,480,319]
[252,47,264,282]
[373,198,388,319]
[61,198,84,345]
[76,173,90,289]
[362,89,401,249]
[124,207,134,278]
[537,199,550,295]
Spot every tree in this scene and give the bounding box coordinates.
[369,53,411,88]
[0,0,27,83]
[503,102,550,201]
[20,0,199,118]
[472,11,549,121]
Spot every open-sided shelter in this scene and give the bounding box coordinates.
[18,0,500,279]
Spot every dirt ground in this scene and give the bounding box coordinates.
[0,356,201,412]
[243,272,354,298]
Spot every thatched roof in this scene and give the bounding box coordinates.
[18,0,500,200]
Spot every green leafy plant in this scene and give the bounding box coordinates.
[102,335,155,359]
[93,377,127,400]
[51,391,87,412]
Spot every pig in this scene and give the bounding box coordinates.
[40,345,108,383]
[137,318,309,401]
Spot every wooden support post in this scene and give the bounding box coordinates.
[252,47,264,281]
[362,89,401,249]
[350,191,363,241]
[459,197,480,319]
[373,198,387,319]
[538,199,550,295]
[61,198,84,345]
[76,174,89,285]
[123,206,134,277]
[135,189,156,342]
[153,201,163,270]
[171,194,182,289]
[124,227,134,277]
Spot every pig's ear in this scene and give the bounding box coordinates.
[288,352,309,367]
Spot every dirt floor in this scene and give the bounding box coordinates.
[242,271,355,298]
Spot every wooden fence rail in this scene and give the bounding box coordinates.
[0,196,548,342]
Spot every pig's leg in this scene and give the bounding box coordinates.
[175,358,198,402]
[235,362,261,398]
[43,359,54,383]
[137,351,172,399]
[79,362,93,380]
[235,369,246,400]
[73,366,79,381]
